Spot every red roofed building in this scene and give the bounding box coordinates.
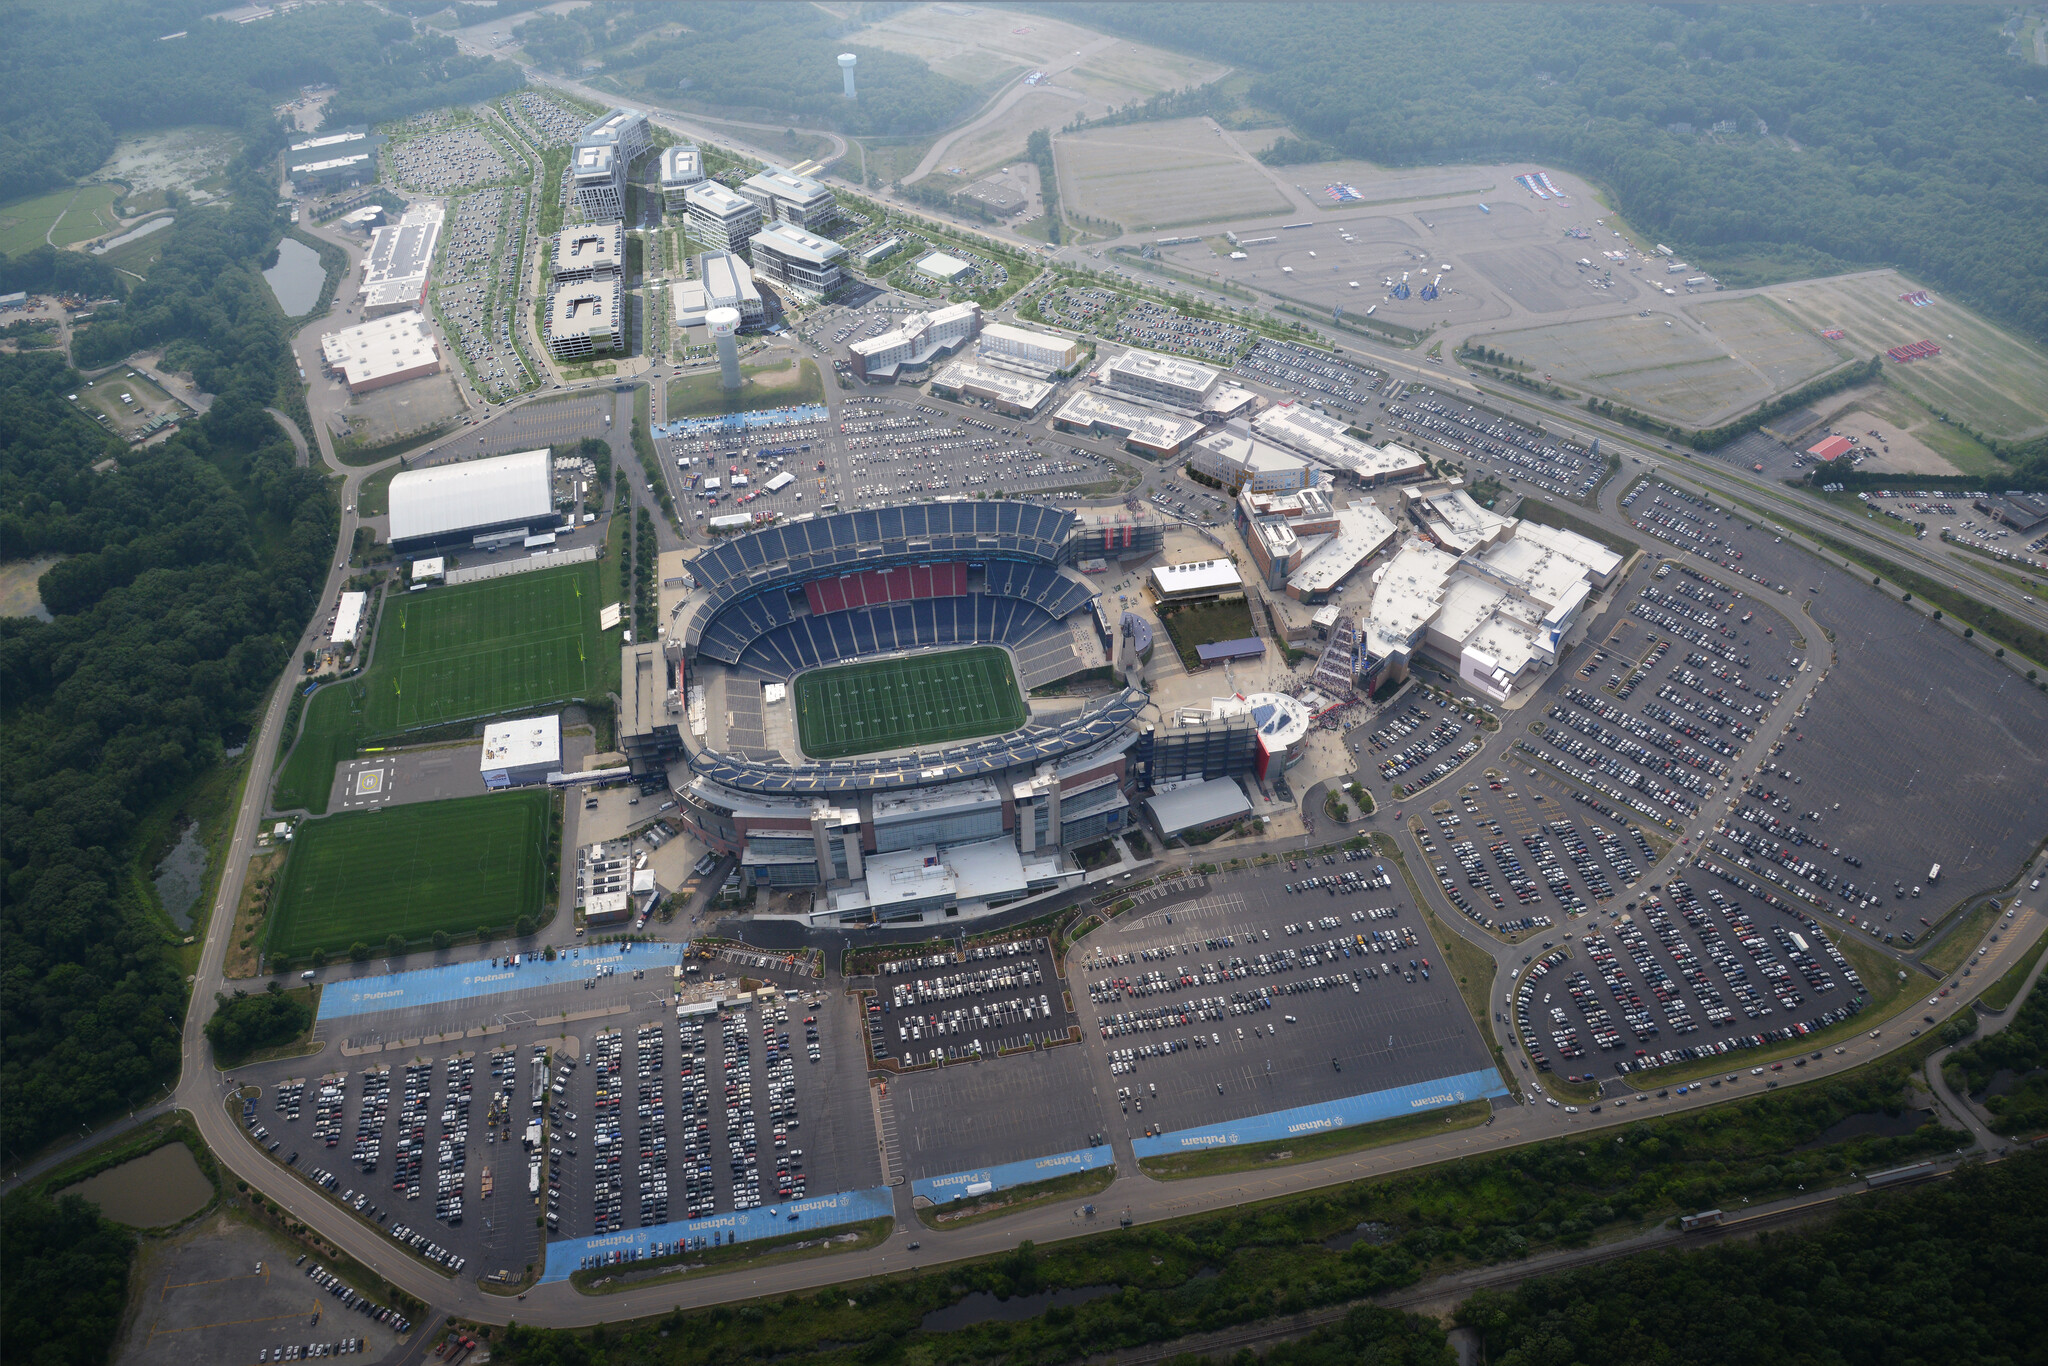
[1807,434,1854,461]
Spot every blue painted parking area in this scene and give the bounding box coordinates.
[911,1144,1115,1206]
[315,941,692,1021]
[1130,1069,1508,1158]
[540,1186,895,1283]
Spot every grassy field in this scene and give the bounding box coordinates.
[1138,1099,1491,1179]
[795,645,1025,759]
[1056,120,1291,232]
[667,357,823,417]
[1980,929,2048,1012]
[266,791,550,959]
[0,183,125,256]
[1925,898,2002,975]
[1766,270,2048,441]
[273,562,616,814]
[1157,595,1259,670]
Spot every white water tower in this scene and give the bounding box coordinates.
[838,52,858,99]
[709,307,742,392]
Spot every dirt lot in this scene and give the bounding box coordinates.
[1764,269,2048,442]
[846,3,1225,103]
[334,371,468,448]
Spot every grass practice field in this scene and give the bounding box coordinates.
[273,561,615,815]
[794,646,1026,760]
[267,791,550,960]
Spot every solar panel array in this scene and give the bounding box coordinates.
[688,687,1148,796]
[683,502,1075,654]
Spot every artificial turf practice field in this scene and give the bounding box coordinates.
[794,646,1026,759]
[273,561,614,814]
[267,791,550,959]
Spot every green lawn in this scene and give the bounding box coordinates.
[266,792,550,959]
[273,562,617,814]
[795,645,1025,759]
[0,183,125,256]
[1156,595,1259,671]
[667,358,824,417]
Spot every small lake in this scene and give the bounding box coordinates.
[60,1141,213,1227]
[919,1284,1120,1333]
[153,823,209,932]
[263,236,325,316]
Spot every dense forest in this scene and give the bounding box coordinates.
[0,1189,138,1366]
[1944,968,2048,1136]
[1059,4,2048,349]
[515,2,979,139]
[0,1,517,200]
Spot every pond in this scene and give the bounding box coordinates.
[919,1284,1120,1333]
[153,823,209,932]
[263,236,325,316]
[59,1141,213,1227]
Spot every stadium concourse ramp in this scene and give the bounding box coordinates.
[912,1143,1115,1207]
[315,941,691,1022]
[1130,1068,1509,1158]
[541,1186,895,1282]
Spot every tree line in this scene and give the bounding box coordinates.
[1943,963,2048,1136]
[1064,4,2048,351]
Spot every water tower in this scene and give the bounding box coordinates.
[709,308,743,393]
[838,53,858,99]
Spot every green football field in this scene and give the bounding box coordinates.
[273,562,615,815]
[794,645,1026,759]
[267,791,550,959]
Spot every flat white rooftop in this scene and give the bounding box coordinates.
[1288,502,1398,595]
[1152,559,1244,595]
[319,312,439,389]
[1362,537,1458,660]
[933,358,1054,409]
[1254,403,1427,482]
[481,713,562,774]
[915,251,971,280]
[750,221,846,267]
[1053,389,1203,451]
[1104,347,1221,399]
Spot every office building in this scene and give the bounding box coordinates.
[480,714,562,788]
[1236,487,1397,603]
[1050,389,1203,458]
[658,143,704,211]
[746,221,846,297]
[736,164,837,230]
[547,277,623,360]
[673,249,764,328]
[847,302,980,381]
[929,359,1056,417]
[318,312,440,395]
[976,321,1081,377]
[684,181,763,253]
[287,125,375,192]
[1187,425,1319,495]
[569,108,650,222]
[1251,402,1429,487]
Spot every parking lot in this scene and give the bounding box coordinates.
[433,185,536,402]
[1380,386,1605,502]
[1233,338,1390,421]
[1068,863,1502,1140]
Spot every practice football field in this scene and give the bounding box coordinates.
[272,561,614,814]
[794,646,1026,759]
[267,792,550,959]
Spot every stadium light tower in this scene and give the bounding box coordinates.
[838,52,858,99]
[710,308,743,393]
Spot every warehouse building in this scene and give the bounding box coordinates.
[569,108,650,222]
[331,591,368,648]
[929,359,1056,417]
[658,143,705,210]
[318,312,441,394]
[673,249,764,329]
[747,221,846,298]
[848,301,980,381]
[1251,402,1428,487]
[287,126,376,192]
[480,714,562,788]
[914,251,972,285]
[736,164,837,230]
[358,204,443,317]
[547,277,623,360]
[552,222,624,282]
[387,448,559,553]
[976,321,1081,377]
[684,181,763,254]
[1050,389,1203,458]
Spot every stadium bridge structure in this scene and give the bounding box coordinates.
[644,502,1260,927]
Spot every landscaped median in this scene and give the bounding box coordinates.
[914,1149,1118,1230]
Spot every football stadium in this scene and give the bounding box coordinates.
[631,501,1279,926]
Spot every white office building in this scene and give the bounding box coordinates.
[848,302,981,381]
[569,108,651,222]
[673,250,764,328]
[976,321,1081,377]
[684,181,763,254]
[736,164,837,230]
[658,143,705,211]
[1100,347,1222,410]
[746,221,846,298]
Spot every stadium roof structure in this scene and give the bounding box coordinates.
[680,501,1077,655]
[388,448,553,546]
[689,687,1147,796]
[1146,777,1252,838]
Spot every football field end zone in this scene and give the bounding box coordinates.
[315,940,692,1022]
[541,1187,896,1283]
[1129,1068,1510,1158]
[911,1143,1115,1205]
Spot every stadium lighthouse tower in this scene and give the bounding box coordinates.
[838,53,858,99]
[709,307,743,392]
